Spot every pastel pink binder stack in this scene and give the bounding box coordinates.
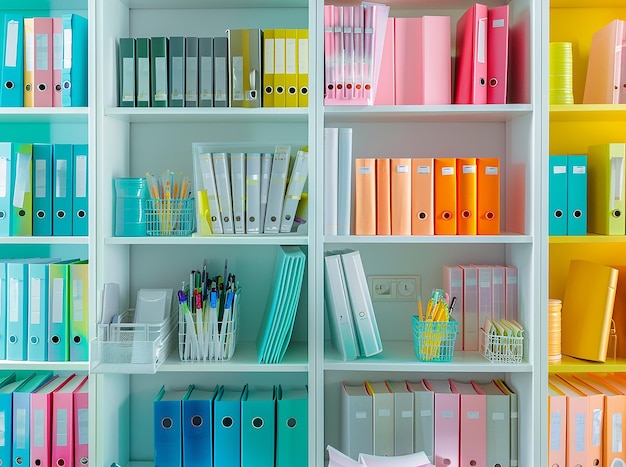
[583,19,625,104]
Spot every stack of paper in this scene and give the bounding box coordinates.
[257,245,306,363]
[550,42,574,104]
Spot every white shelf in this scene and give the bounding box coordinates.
[0,107,88,123]
[120,0,308,8]
[324,233,533,244]
[0,360,89,372]
[0,236,89,245]
[105,234,308,246]
[104,106,308,123]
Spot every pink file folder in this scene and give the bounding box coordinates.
[52,374,88,467]
[454,3,488,104]
[33,17,53,107]
[374,17,394,105]
[423,379,460,467]
[449,380,486,467]
[52,17,63,107]
[584,19,624,104]
[486,5,509,104]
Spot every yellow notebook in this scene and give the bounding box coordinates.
[561,259,619,362]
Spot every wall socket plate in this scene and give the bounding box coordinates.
[368,275,421,301]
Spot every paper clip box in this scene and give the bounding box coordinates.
[412,317,458,362]
[178,290,241,362]
[479,328,524,363]
[89,308,177,374]
[146,198,195,236]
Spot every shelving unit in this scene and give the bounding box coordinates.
[3,0,547,465]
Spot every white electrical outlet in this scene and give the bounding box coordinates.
[369,275,421,301]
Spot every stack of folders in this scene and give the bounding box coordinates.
[586,143,626,235]
[548,373,626,467]
[323,2,390,105]
[327,445,433,466]
[548,154,587,235]
[0,371,89,467]
[324,249,383,361]
[583,19,626,104]
[0,142,88,237]
[442,263,518,352]
[549,42,574,105]
[0,14,87,107]
[352,157,500,236]
[257,245,306,364]
[192,143,309,236]
[340,379,518,467]
[1,257,89,362]
[154,383,307,467]
[119,30,308,109]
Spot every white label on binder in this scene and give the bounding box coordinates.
[78,408,88,444]
[359,167,372,174]
[171,56,183,100]
[73,279,84,322]
[34,409,44,446]
[5,21,18,67]
[442,167,454,176]
[31,277,41,325]
[550,412,561,450]
[232,56,243,101]
[0,157,7,197]
[76,155,87,198]
[575,413,585,452]
[572,165,586,174]
[15,408,25,448]
[477,18,486,64]
[418,165,431,174]
[52,277,64,323]
[492,412,505,420]
[486,166,499,175]
[186,57,197,99]
[402,411,413,418]
[463,165,476,174]
[467,411,479,419]
[137,57,149,102]
[420,409,432,417]
[298,38,308,73]
[442,411,453,418]
[53,32,62,70]
[155,57,167,100]
[264,39,274,73]
[122,57,134,101]
[275,38,285,73]
[14,152,31,208]
[214,56,227,102]
[355,412,367,419]
[493,19,505,28]
[35,33,49,70]
[379,409,391,417]
[63,28,72,68]
[553,166,566,174]
[25,29,34,72]
[35,158,46,198]
[200,56,213,100]
[9,278,19,322]
[0,411,4,446]
[286,38,296,74]
[396,165,409,173]
[56,159,67,198]
[592,408,602,446]
[56,409,68,446]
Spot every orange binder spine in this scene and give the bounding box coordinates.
[434,158,457,235]
[354,158,376,235]
[390,158,411,235]
[376,158,391,235]
[456,157,477,235]
[411,158,434,235]
[476,157,500,235]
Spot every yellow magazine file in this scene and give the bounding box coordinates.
[561,259,619,362]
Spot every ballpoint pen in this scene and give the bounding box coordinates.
[179,290,199,361]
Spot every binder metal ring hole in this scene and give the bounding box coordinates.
[356,84,362,90]
[18,209,25,217]
[55,84,62,92]
[248,216,255,222]
[346,83,352,89]
[470,461,476,466]
[593,460,599,466]
[249,90,257,99]
[4,81,13,90]
[442,211,452,220]
[365,84,371,90]
[573,209,582,219]
[252,417,264,429]
[554,209,563,219]
[51,335,60,344]
[235,215,241,221]
[211,215,218,222]
[276,86,284,94]
[38,83,46,91]
[77,210,86,219]
[8,336,16,344]
[418,212,427,220]
[73,336,81,344]
[15,457,22,465]
[265,86,273,94]
[25,83,32,91]
[80,458,88,465]
[222,416,233,428]
[270,215,277,221]
[337,83,343,90]
[286,417,297,428]
[57,210,66,219]
[288,86,297,95]
[30,336,38,344]
[223,216,230,222]
[161,417,173,429]
[480,78,486,86]
[485,211,495,220]
[489,78,498,87]
[0,211,6,219]
[327,84,333,91]
[191,415,203,427]
[613,209,622,218]
[285,214,291,221]
[57,460,65,467]
[63,80,71,90]
[35,460,41,466]
[443,460,451,465]
[462,210,471,219]
[37,210,45,219]
[300,86,308,95]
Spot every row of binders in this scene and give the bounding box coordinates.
[193,144,308,235]
[0,14,87,107]
[154,383,307,467]
[324,3,510,105]
[0,257,89,362]
[119,29,309,109]
[443,263,518,352]
[257,246,306,364]
[324,249,383,361]
[0,371,88,467]
[0,142,88,237]
[341,378,518,467]
[551,143,626,236]
[548,373,626,467]
[353,156,501,236]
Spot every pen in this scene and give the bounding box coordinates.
[449,296,457,315]
[417,296,423,321]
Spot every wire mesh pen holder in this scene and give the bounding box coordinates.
[479,328,524,363]
[412,317,458,362]
[146,198,195,236]
[178,291,241,362]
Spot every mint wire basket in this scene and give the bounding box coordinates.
[412,316,458,362]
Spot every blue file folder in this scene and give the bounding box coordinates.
[0,143,12,236]
[6,261,31,361]
[61,14,88,107]
[32,144,53,236]
[0,373,29,466]
[10,143,32,236]
[11,371,53,467]
[52,144,73,236]
[154,385,188,467]
[213,387,242,467]
[48,259,78,362]
[276,385,308,467]
[241,385,276,467]
[0,14,23,107]
[567,155,587,235]
[549,155,568,235]
[72,144,88,236]
[182,385,218,467]
[27,262,50,361]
